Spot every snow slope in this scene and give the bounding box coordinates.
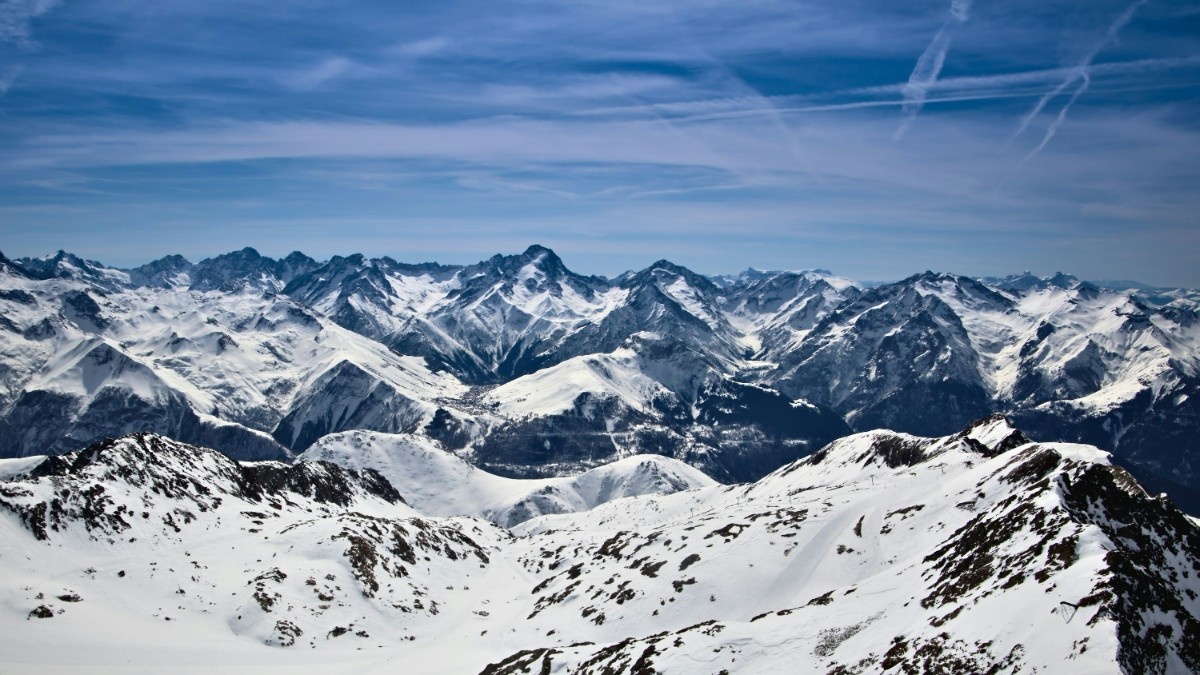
[502,416,1200,674]
[0,258,469,459]
[482,345,670,418]
[298,430,715,527]
[1,420,1197,673]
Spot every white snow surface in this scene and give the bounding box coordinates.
[0,269,469,451]
[2,423,1196,674]
[298,430,715,527]
[0,455,45,480]
[482,346,670,417]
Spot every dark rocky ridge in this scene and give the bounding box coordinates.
[0,433,403,541]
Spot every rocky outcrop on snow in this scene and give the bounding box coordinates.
[1,421,1196,673]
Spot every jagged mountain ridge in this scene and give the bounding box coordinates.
[283,245,627,383]
[0,258,471,462]
[0,246,851,485]
[1,420,1196,673]
[1,246,1199,508]
[495,416,1200,674]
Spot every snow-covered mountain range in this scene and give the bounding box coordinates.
[1,245,1198,511]
[1,418,1196,673]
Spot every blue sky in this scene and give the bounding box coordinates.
[1,0,1199,284]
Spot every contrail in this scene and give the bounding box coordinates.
[895,0,973,140]
[1008,74,1081,148]
[1011,0,1149,156]
[950,0,972,22]
[1024,71,1090,161]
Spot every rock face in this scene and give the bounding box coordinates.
[0,422,1196,673]
[188,247,318,292]
[771,273,995,434]
[270,360,435,452]
[474,332,850,482]
[2,246,1200,509]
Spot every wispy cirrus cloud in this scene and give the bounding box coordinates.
[386,36,449,57]
[283,56,355,91]
[0,0,59,46]
[0,0,59,95]
[2,0,1199,284]
[558,54,1200,156]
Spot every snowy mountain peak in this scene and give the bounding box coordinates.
[14,250,129,291]
[126,254,193,288]
[728,269,860,317]
[988,270,1082,292]
[0,433,407,542]
[952,413,1032,456]
[905,270,1016,309]
[768,415,1034,491]
[521,243,557,261]
[22,250,98,274]
[708,267,773,288]
[190,247,273,291]
[191,248,318,292]
[625,258,720,295]
[0,250,29,279]
[479,244,573,281]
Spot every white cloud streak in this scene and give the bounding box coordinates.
[895,0,972,140]
[283,56,354,91]
[573,55,1200,124]
[388,37,449,57]
[1012,0,1150,158]
[0,0,58,95]
[1024,71,1090,161]
[0,0,59,46]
